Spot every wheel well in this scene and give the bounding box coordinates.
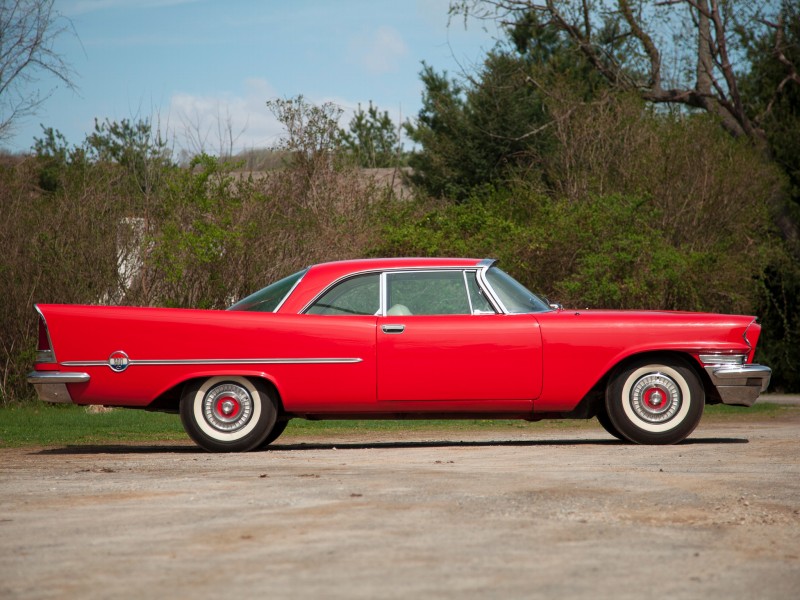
[146,376,285,415]
[573,350,714,419]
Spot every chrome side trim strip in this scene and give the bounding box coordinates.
[60,357,363,369]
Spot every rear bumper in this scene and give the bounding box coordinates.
[27,371,90,404]
[705,364,772,407]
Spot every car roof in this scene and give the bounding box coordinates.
[278,257,488,313]
[315,256,484,272]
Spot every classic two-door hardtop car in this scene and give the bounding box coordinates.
[28,257,771,452]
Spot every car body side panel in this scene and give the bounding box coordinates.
[376,314,542,404]
[533,310,756,411]
[38,305,377,410]
[36,302,760,416]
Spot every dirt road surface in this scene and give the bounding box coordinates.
[2,411,799,599]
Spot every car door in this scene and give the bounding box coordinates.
[377,269,542,403]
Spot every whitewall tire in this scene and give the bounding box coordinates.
[606,357,704,445]
[180,376,278,452]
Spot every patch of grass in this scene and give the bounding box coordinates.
[703,401,794,420]
[0,402,793,448]
[0,403,186,448]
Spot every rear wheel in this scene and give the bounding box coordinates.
[180,376,278,452]
[606,357,704,445]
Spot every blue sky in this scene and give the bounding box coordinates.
[5,0,501,154]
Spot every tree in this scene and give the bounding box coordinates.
[740,1,800,209]
[339,101,403,168]
[449,1,800,247]
[737,2,800,392]
[406,11,605,199]
[450,1,798,142]
[0,0,76,143]
[177,102,248,163]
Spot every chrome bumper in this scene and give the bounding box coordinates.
[705,364,772,407]
[27,371,90,404]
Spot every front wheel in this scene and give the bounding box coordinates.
[180,376,278,452]
[606,357,704,445]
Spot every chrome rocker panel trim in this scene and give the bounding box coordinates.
[705,364,772,407]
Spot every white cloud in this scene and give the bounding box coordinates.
[167,79,367,156]
[351,26,409,75]
[169,78,285,156]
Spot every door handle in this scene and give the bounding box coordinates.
[381,324,405,334]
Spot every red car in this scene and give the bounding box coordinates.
[28,258,771,452]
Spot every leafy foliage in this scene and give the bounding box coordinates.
[406,12,606,200]
[737,1,800,391]
[339,101,404,168]
[381,95,780,320]
[1,99,390,404]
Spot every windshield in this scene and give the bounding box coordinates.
[484,267,551,314]
[227,268,308,312]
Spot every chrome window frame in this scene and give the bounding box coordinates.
[382,268,478,317]
[476,260,507,314]
[300,261,522,317]
[273,269,307,313]
[300,269,386,315]
[462,270,475,315]
[477,261,552,314]
[303,271,382,316]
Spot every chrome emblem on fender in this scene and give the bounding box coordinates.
[108,350,130,372]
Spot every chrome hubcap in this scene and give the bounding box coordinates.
[629,372,681,423]
[203,383,253,432]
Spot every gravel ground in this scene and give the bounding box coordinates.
[1,408,799,600]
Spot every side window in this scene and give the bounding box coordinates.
[386,271,472,315]
[306,274,380,315]
[466,271,495,314]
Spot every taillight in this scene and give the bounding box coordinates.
[35,307,55,363]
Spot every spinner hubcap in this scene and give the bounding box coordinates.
[203,383,254,432]
[629,372,682,423]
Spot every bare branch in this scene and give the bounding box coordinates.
[449,0,781,140]
[708,0,752,136]
[0,0,77,142]
[619,0,662,89]
[773,14,800,86]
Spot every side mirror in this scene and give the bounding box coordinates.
[541,296,562,311]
